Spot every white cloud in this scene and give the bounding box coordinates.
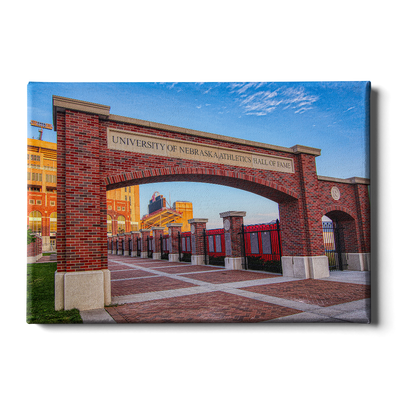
[230,84,319,116]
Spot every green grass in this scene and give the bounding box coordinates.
[27,262,82,324]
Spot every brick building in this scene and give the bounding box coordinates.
[106,186,141,236]
[27,139,58,252]
[27,138,141,250]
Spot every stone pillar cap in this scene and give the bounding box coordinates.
[151,226,165,230]
[131,231,141,234]
[188,218,208,224]
[166,223,183,228]
[219,211,247,218]
[139,229,152,232]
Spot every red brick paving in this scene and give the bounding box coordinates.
[242,279,371,307]
[108,263,139,271]
[106,291,302,323]
[111,276,198,297]
[180,270,279,284]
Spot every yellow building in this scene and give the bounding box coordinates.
[141,193,193,233]
[27,139,58,252]
[27,138,141,250]
[106,187,141,232]
[174,201,193,232]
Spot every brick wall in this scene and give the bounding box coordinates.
[27,235,42,262]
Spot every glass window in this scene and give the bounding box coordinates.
[29,211,42,233]
[107,215,112,233]
[50,212,57,232]
[117,215,125,233]
[36,200,42,205]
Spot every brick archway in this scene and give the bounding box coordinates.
[105,167,298,203]
[52,96,370,310]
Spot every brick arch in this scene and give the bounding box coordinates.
[322,206,356,221]
[52,96,371,310]
[104,166,298,204]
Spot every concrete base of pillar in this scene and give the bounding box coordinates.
[224,257,244,270]
[124,252,131,257]
[55,269,111,311]
[131,251,137,257]
[140,253,148,258]
[191,255,205,265]
[117,250,123,255]
[169,253,180,262]
[282,256,330,279]
[27,254,42,263]
[108,250,111,254]
[346,253,370,271]
[153,252,161,260]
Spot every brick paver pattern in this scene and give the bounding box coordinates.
[106,291,302,323]
[243,279,371,307]
[105,256,371,323]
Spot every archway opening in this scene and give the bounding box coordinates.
[322,210,357,271]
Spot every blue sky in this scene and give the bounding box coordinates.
[27,82,370,228]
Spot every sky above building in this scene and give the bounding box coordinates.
[27,82,370,228]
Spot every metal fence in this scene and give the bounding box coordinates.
[322,221,347,271]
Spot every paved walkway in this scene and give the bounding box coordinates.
[80,255,371,324]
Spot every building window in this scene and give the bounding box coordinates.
[125,187,127,192]
[117,206,121,211]
[125,196,127,201]
[50,212,57,232]
[36,200,42,205]
[122,207,125,211]
[27,172,31,180]
[129,196,131,202]
[129,187,131,193]
[117,215,126,233]
[46,174,56,183]
[50,201,55,206]
[108,205,112,210]
[29,211,42,233]
[29,199,34,205]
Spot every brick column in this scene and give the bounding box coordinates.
[219,211,246,270]
[151,227,165,260]
[124,233,131,256]
[112,235,117,254]
[116,234,123,255]
[166,223,182,262]
[140,229,151,258]
[280,147,329,279]
[131,231,140,257]
[53,97,111,311]
[188,218,208,265]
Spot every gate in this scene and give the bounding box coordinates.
[147,236,153,258]
[241,220,282,274]
[128,238,132,256]
[178,231,191,262]
[204,228,225,266]
[137,237,141,257]
[322,221,347,271]
[160,235,169,260]
[121,237,124,256]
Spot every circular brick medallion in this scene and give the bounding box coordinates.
[331,186,341,201]
[191,225,195,234]
[224,219,231,231]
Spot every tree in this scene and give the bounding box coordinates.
[27,228,37,245]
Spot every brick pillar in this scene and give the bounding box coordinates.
[188,218,208,265]
[166,223,182,262]
[54,97,111,311]
[112,235,117,254]
[151,227,164,260]
[124,233,131,256]
[219,211,246,270]
[280,147,329,279]
[116,234,122,255]
[140,229,151,258]
[131,231,140,257]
